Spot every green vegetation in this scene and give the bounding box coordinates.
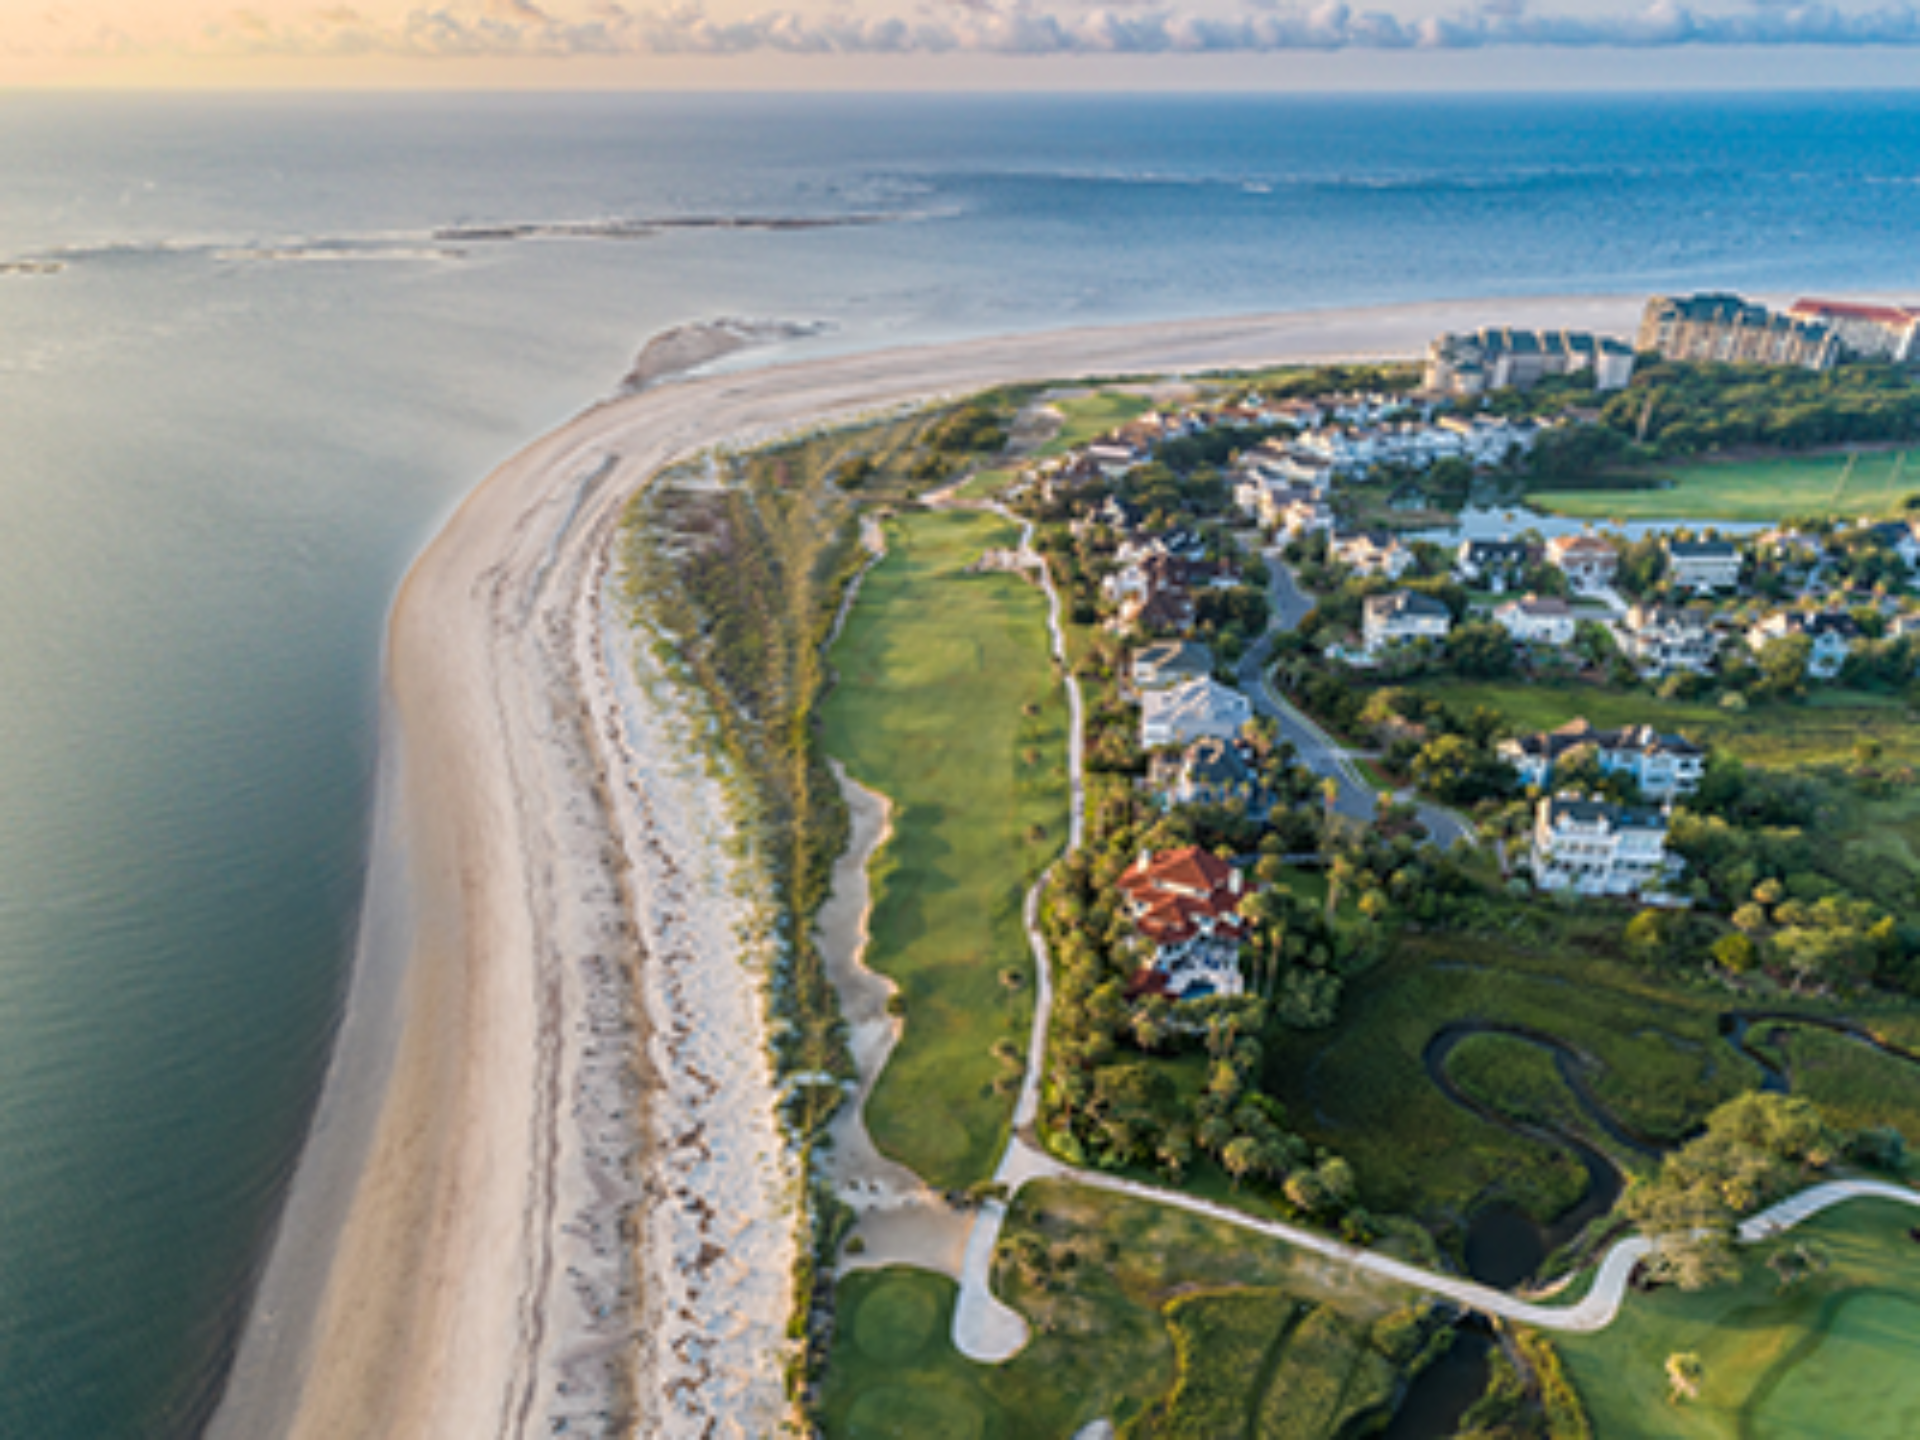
[1555,1198,1920,1438]
[1263,930,1761,1222]
[618,395,1022,1404]
[819,1181,1420,1440]
[820,508,1069,1188]
[1403,676,1920,770]
[1749,1024,1920,1140]
[1534,449,1917,523]
[1446,1032,1590,1137]
[1038,389,1156,456]
[1249,1305,1398,1440]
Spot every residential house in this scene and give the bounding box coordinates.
[1085,439,1148,477]
[1665,538,1743,592]
[1545,533,1619,592]
[1331,530,1413,579]
[1745,610,1862,680]
[1865,519,1920,569]
[1118,583,1196,636]
[1234,476,1331,535]
[1132,639,1215,692]
[1494,594,1576,646]
[1363,590,1453,653]
[1499,719,1706,799]
[1157,736,1264,810]
[1454,538,1535,592]
[1530,794,1675,896]
[1140,677,1253,749]
[1116,846,1254,1000]
[1623,604,1718,674]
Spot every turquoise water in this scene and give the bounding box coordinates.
[2,91,1918,1436]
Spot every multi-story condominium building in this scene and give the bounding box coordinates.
[1745,611,1862,680]
[1787,299,1920,362]
[1665,538,1743,592]
[1363,590,1453,652]
[1499,718,1706,799]
[1623,604,1718,674]
[1331,530,1413,579]
[1637,293,1841,370]
[1545,533,1620,591]
[1493,595,1576,646]
[1424,327,1636,396]
[1530,794,1674,896]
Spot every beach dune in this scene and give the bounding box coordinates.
[211,296,1646,1438]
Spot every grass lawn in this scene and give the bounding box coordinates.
[820,508,1070,1189]
[1405,677,1920,770]
[1529,449,1919,523]
[1036,390,1155,457]
[1555,1197,1920,1439]
[818,1181,1419,1439]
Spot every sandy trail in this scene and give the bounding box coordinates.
[214,294,1666,1439]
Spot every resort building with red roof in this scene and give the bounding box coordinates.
[1115,846,1254,1000]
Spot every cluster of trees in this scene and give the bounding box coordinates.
[1034,797,1373,1232]
[1622,1092,1841,1289]
[1597,361,1920,459]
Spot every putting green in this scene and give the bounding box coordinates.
[852,1272,943,1365]
[1748,1292,1920,1440]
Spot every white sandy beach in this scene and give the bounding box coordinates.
[210,294,1664,1439]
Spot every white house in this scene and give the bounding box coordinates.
[1494,595,1576,646]
[1332,530,1413,579]
[1363,590,1453,653]
[1745,610,1861,680]
[1234,476,1332,535]
[1545,533,1620,592]
[1499,719,1706,799]
[1623,604,1718,675]
[1665,538,1743,592]
[1866,519,1920,569]
[1530,794,1675,896]
[1140,677,1253,749]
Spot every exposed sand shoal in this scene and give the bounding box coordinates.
[216,295,1671,1440]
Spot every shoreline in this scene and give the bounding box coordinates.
[208,292,1711,1439]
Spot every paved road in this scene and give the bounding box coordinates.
[1237,551,1474,849]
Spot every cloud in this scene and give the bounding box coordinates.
[35,0,1920,60]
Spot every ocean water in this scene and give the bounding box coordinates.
[1,89,1918,1438]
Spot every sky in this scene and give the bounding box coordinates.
[8,0,1920,87]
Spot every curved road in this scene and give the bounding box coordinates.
[1236,552,1475,850]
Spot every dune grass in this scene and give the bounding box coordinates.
[817,1181,1416,1440]
[1554,1198,1920,1438]
[819,508,1069,1189]
[1531,450,1918,523]
[1405,677,1920,770]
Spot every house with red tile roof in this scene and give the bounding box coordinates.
[1115,846,1253,1000]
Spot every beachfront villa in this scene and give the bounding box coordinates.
[1529,794,1675,897]
[1423,326,1635,396]
[1623,604,1719,675]
[1116,846,1252,1000]
[1132,639,1215,692]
